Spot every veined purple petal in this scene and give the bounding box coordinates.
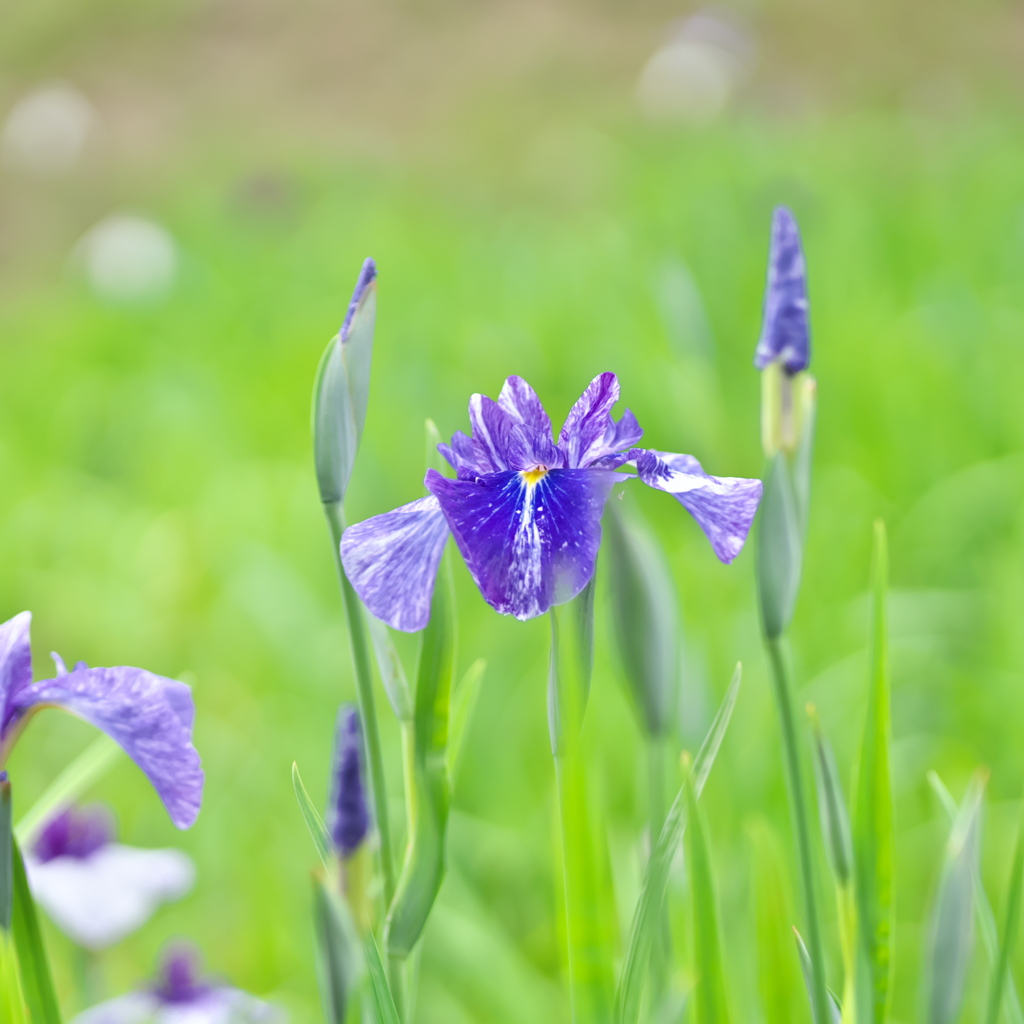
[12,668,204,829]
[34,805,114,863]
[438,430,488,479]
[558,371,620,467]
[339,258,377,343]
[426,466,619,620]
[753,207,810,374]
[633,448,763,564]
[340,495,450,632]
[498,376,552,440]
[327,707,370,856]
[0,611,33,736]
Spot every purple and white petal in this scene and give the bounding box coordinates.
[71,993,159,1024]
[468,394,518,471]
[27,844,194,949]
[426,467,619,620]
[12,668,204,829]
[340,496,450,633]
[753,206,810,374]
[498,375,553,440]
[438,430,488,478]
[72,991,282,1024]
[632,449,763,564]
[339,258,377,343]
[558,372,622,468]
[0,611,33,735]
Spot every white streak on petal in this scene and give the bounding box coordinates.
[27,845,195,949]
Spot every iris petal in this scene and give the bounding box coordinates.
[426,466,619,620]
[632,448,763,564]
[340,495,451,632]
[753,206,810,374]
[12,668,204,829]
[0,611,32,736]
[558,371,620,467]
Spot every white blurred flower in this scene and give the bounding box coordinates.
[1,82,97,174]
[27,844,195,949]
[78,215,178,302]
[72,946,285,1024]
[636,10,754,125]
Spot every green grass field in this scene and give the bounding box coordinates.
[4,3,1024,1020]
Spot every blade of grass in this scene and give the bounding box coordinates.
[314,873,364,1024]
[794,929,842,1024]
[929,772,1024,1024]
[852,520,895,1024]
[11,838,61,1024]
[447,659,485,784]
[615,663,742,1024]
[986,810,1024,1024]
[925,771,987,1024]
[293,762,333,870]
[685,758,731,1024]
[0,931,29,1024]
[364,932,402,1024]
[14,735,122,848]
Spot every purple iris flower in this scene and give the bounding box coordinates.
[753,206,810,375]
[26,803,195,949]
[72,944,283,1024]
[327,706,370,857]
[0,612,203,829]
[341,372,763,632]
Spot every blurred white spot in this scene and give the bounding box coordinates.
[79,214,178,302]
[636,10,754,125]
[1,82,97,175]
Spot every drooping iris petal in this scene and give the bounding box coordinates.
[327,706,370,856]
[0,611,33,735]
[26,844,194,950]
[340,495,450,632]
[753,206,810,374]
[12,668,204,829]
[632,448,763,564]
[426,466,619,620]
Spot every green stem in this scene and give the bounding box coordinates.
[647,735,670,1009]
[765,635,830,1024]
[323,504,397,909]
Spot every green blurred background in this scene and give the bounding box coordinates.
[3,0,1024,1020]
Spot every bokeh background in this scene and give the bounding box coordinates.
[4,0,1024,1020]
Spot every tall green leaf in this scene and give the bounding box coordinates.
[1,775,11,934]
[615,664,742,1024]
[293,762,334,870]
[313,873,364,1024]
[364,932,402,1024]
[794,929,842,1024]
[925,771,986,1024]
[686,762,730,1024]
[986,811,1024,1024]
[11,839,61,1024]
[384,555,456,959]
[447,659,486,784]
[852,520,895,1024]
[0,932,29,1024]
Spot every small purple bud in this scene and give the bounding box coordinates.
[327,706,370,857]
[0,771,7,783]
[153,943,211,1004]
[34,804,114,864]
[339,258,377,343]
[753,206,810,375]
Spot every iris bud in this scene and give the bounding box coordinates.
[328,707,371,859]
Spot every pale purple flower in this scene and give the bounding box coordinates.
[341,372,763,631]
[753,206,810,374]
[71,944,283,1024]
[26,804,194,950]
[327,706,370,857]
[0,612,203,829]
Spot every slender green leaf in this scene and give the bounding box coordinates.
[986,810,1024,1024]
[366,613,413,723]
[852,520,895,1024]
[615,663,742,1024]
[447,659,486,784]
[384,554,456,958]
[364,932,402,1024]
[926,771,986,1024]
[809,709,853,888]
[293,762,334,870]
[1,776,11,934]
[604,500,679,738]
[750,822,805,1024]
[11,838,61,1024]
[15,735,123,848]
[929,772,1024,1024]
[794,929,842,1024]
[0,931,29,1024]
[686,763,730,1024]
[313,873,364,1024]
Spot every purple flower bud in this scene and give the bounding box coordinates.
[327,707,370,857]
[34,804,114,863]
[753,206,810,375]
[340,258,377,343]
[153,943,212,1003]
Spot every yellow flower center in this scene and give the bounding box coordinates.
[520,466,549,486]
